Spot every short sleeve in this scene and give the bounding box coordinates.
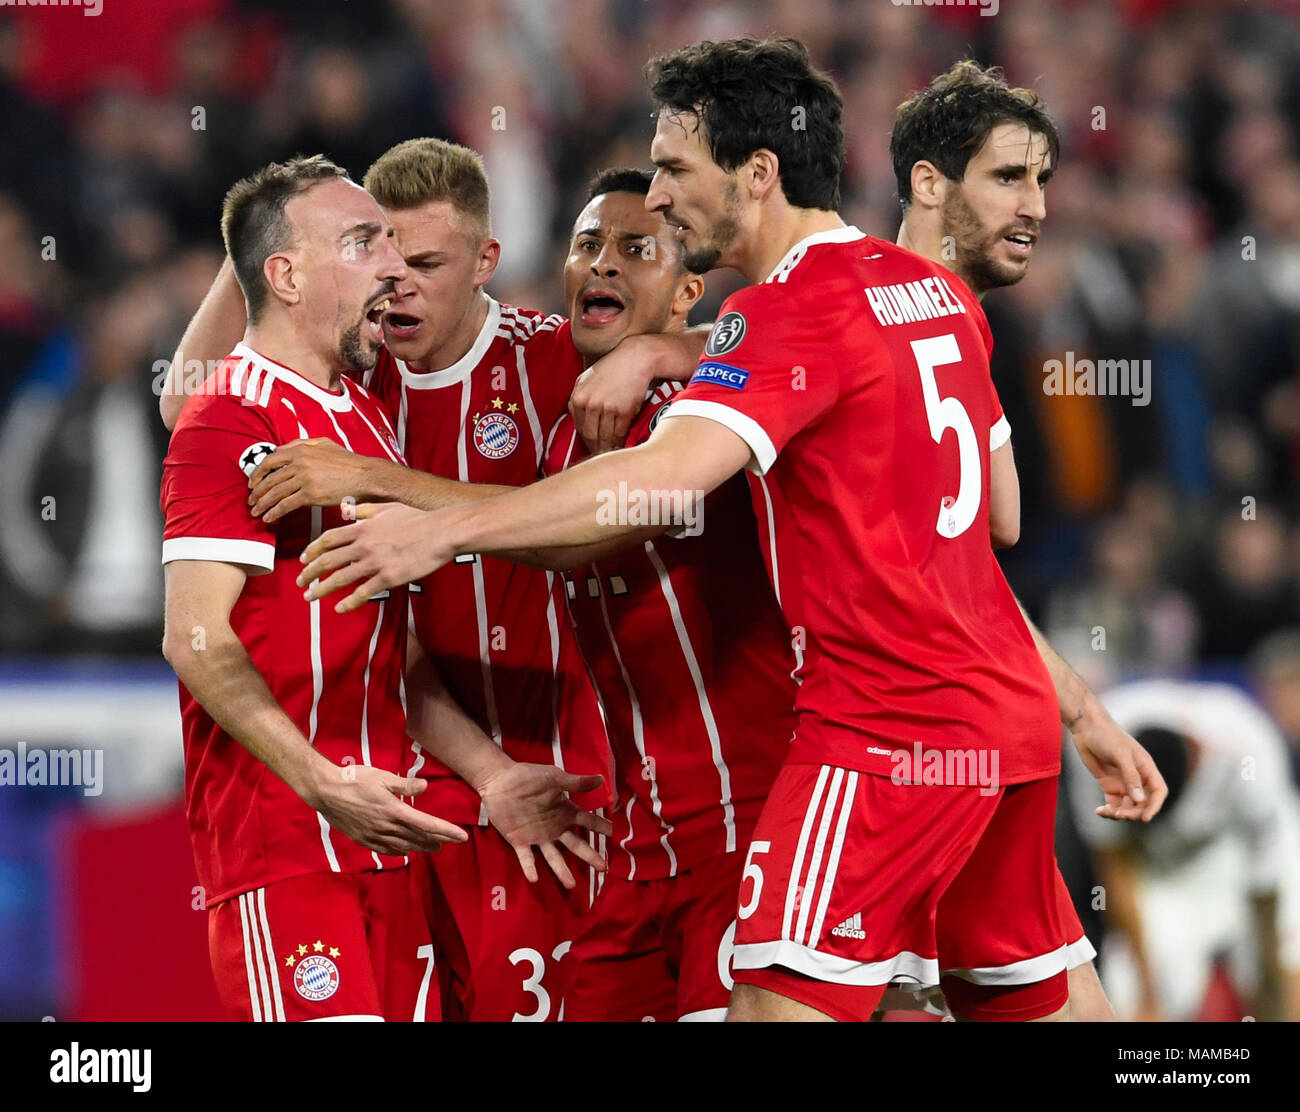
[989,378,1011,451]
[660,284,840,475]
[161,391,280,572]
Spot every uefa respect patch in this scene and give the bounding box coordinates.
[689,362,750,391]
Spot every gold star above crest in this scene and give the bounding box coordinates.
[329,947,341,958]
[297,944,307,955]
[313,940,325,953]
[507,402,519,414]
[490,397,504,409]
[472,412,480,423]
[284,955,295,967]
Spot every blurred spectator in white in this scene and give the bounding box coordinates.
[1068,679,1300,1021]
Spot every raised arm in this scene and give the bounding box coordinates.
[159,256,247,430]
[296,414,751,610]
[568,324,710,454]
[162,558,465,855]
[246,437,669,570]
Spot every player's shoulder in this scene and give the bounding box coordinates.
[171,349,280,440]
[495,302,571,349]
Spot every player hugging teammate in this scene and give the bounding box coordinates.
[162,38,1166,1022]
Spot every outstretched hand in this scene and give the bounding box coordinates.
[477,763,612,888]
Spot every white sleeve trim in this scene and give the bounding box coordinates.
[990,415,1012,451]
[162,536,276,570]
[660,399,778,476]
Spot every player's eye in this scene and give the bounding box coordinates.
[628,242,644,257]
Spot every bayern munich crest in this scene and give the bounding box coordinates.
[473,411,520,459]
[293,955,340,1001]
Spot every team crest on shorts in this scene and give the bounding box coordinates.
[648,401,671,433]
[473,411,520,459]
[291,949,341,1002]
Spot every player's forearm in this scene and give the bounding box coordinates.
[1018,601,1102,731]
[405,646,513,794]
[163,623,331,804]
[370,463,513,511]
[160,256,248,430]
[369,462,654,569]
[440,428,729,558]
[649,323,711,382]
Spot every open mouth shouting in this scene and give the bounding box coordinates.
[381,303,423,342]
[578,284,629,327]
[364,293,393,343]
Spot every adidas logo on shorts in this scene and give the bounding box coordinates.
[831,912,866,940]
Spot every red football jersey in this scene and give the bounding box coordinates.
[664,227,1059,785]
[364,300,612,823]
[542,382,797,880]
[161,343,412,905]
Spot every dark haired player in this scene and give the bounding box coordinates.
[299,38,1166,1022]
[545,168,796,1021]
[161,156,467,1021]
[888,58,1131,1021]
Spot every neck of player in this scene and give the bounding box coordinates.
[895,215,984,301]
[244,320,345,393]
[743,205,846,284]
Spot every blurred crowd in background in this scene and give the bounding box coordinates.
[0,0,1296,676]
[1,0,1300,1017]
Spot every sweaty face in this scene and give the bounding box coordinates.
[942,122,1051,294]
[647,109,743,274]
[380,201,489,367]
[564,191,686,360]
[285,178,405,376]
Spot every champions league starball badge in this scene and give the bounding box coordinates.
[238,441,278,477]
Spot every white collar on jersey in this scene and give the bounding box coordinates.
[395,296,502,389]
[763,223,867,284]
[230,342,353,412]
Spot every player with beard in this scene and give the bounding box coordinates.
[160,156,468,1021]
[887,60,1126,1021]
[297,38,1167,1022]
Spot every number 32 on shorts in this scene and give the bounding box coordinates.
[509,940,571,1022]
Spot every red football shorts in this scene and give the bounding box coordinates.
[562,849,742,1022]
[419,825,591,1021]
[208,866,439,1021]
[732,763,1068,1021]
[1055,865,1097,967]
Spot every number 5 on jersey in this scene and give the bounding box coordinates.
[911,334,980,540]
